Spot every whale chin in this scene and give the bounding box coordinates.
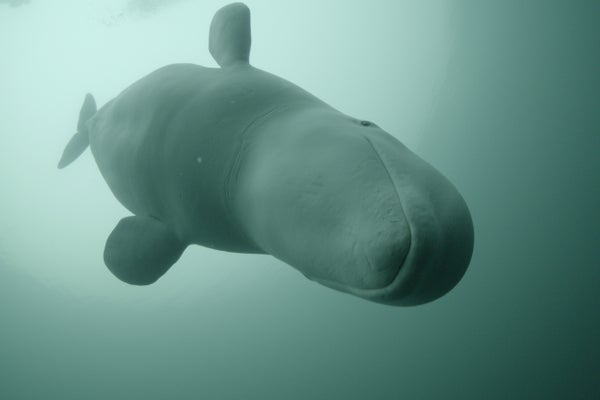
[319,133,475,306]
[318,189,474,306]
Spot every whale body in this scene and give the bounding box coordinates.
[58,3,474,306]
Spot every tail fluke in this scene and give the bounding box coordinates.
[58,93,96,169]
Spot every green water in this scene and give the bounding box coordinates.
[1,1,598,399]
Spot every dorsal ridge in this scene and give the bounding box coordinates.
[209,3,251,68]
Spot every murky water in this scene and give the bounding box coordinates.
[1,1,598,399]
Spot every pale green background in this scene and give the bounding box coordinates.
[1,1,598,399]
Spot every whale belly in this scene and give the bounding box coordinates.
[88,64,212,221]
[87,63,319,252]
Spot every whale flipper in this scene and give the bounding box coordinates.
[104,216,187,285]
[57,93,96,169]
[209,2,251,67]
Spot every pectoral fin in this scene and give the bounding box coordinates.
[209,3,251,67]
[104,216,186,285]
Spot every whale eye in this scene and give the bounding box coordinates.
[360,120,372,127]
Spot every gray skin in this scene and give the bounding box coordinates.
[58,3,474,306]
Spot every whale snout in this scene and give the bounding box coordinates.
[357,134,474,306]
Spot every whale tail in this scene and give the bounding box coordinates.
[57,93,96,169]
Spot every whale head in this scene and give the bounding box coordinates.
[232,107,474,306]
[360,132,474,306]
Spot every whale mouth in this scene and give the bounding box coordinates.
[311,132,473,306]
[304,135,413,293]
[359,136,413,288]
[364,224,413,290]
[309,176,427,304]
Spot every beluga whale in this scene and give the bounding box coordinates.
[58,3,474,306]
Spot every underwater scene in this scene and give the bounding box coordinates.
[1,1,598,399]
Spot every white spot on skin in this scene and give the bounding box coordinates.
[196,156,202,163]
